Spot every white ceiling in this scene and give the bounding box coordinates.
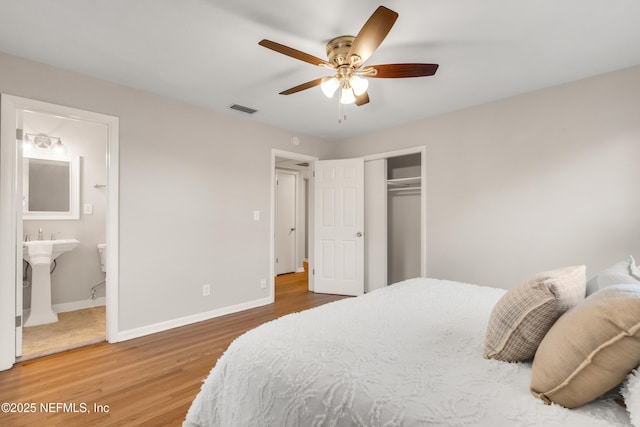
[1,0,639,141]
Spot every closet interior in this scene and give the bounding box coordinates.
[365,152,423,292]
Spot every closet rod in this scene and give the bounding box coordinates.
[388,187,421,192]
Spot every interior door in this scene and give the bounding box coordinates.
[275,170,296,275]
[313,158,364,296]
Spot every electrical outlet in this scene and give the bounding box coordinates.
[202,283,211,296]
[260,279,267,289]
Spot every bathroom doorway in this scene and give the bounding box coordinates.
[20,110,107,359]
[0,95,119,369]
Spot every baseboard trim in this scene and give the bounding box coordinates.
[53,297,106,313]
[116,296,274,342]
[295,267,305,273]
[21,297,106,322]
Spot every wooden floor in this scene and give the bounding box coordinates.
[0,273,348,426]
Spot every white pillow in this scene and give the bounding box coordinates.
[633,261,640,280]
[585,256,640,296]
[623,368,640,427]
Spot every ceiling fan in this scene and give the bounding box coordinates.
[259,5,439,109]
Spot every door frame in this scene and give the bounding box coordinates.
[0,95,119,370]
[270,149,318,296]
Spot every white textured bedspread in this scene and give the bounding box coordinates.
[184,278,630,426]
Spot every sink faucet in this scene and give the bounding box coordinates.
[24,234,30,242]
[38,228,43,240]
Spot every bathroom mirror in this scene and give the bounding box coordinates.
[23,152,80,220]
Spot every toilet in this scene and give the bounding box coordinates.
[97,243,106,272]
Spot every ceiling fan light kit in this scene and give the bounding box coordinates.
[340,82,356,105]
[320,77,340,98]
[349,75,369,96]
[259,5,439,121]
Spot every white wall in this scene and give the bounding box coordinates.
[22,111,107,308]
[0,51,332,335]
[333,65,640,289]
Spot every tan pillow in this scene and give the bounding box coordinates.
[530,284,640,408]
[483,265,586,362]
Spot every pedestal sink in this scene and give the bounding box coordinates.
[23,239,80,326]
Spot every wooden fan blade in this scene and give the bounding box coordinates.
[279,77,325,95]
[347,6,398,66]
[259,39,332,68]
[367,63,439,78]
[355,91,370,106]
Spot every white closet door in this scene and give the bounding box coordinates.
[364,159,387,292]
[313,158,364,296]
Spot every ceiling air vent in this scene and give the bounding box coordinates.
[229,104,258,114]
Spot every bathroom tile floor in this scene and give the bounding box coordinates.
[18,306,106,361]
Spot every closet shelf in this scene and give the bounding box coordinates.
[387,176,421,192]
[388,187,421,192]
[387,176,421,186]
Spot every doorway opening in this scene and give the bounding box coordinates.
[363,146,427,292]
[19,110,108,360]
[269,147,426,301]
[0,95,119,370]
[271,150,317,300]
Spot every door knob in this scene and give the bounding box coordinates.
[290,228,296,232]
[356,232,363,237]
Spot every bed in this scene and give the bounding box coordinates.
[184,277,635,426]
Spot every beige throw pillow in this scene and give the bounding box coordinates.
[484,265,586,362]
[530,284,640,408]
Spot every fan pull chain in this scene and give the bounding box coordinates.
[337,96,347,123]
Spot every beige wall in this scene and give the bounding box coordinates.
[333,65,640,288]
[2,49,639,341]
[0,51,332,333]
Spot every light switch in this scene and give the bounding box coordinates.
[253,210,260,221]
[84,203,93,215]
